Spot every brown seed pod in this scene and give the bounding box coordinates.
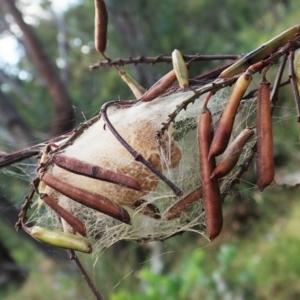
[40,173,131,225]
[198,108,223,240]
[211,128,254,179]
[31,226,92,253]
[94,0,108,54]
[53,153,142,191]
[256,79,274,191]
[163,186,202,220]
[139,70,176,102]
[40,193,87,237]
[209,73,251,158]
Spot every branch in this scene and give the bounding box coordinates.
[89,54,242,70]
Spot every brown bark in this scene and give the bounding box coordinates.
[0,0,75,136]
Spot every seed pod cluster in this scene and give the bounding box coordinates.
[198,108,223,241]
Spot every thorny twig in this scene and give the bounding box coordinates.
[89,54,242,69]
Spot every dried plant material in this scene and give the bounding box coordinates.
[139,70,176,102]
[53,153,142,191]
[198,108,222,240]
[40,194,87,237]
[209,72,251,158]
[220,25,300,78]
[256,79,274,191]
[41,173,132,224]
[163,186,202,220]
[94,0,108,54]
[119,71,146,99]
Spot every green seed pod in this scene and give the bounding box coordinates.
[172,49,189,89]
[31,226,92,253]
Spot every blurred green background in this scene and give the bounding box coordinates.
[1,0,300,299]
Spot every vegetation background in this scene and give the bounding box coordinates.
[0,0,300,299]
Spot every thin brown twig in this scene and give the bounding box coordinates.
[69,250,105,300]
[89,54,242,70]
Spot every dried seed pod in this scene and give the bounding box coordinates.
[211,128,254,179]
[40,173,131,225]
[172,49,189,89]
[198,108,223,240]
[256,79,274,191]
[220,25,300,78]
[209,73,251,158]
[94,0,108,54]
[139,70,176,102]
[40,193,87,237]
[53,153,142,191]
[119,71,146,99]
[163,186,202,220]
[31,226,92,253]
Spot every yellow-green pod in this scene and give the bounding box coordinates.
[119,71,146,99]
[172,49,189,89]
[31,226,92,253]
